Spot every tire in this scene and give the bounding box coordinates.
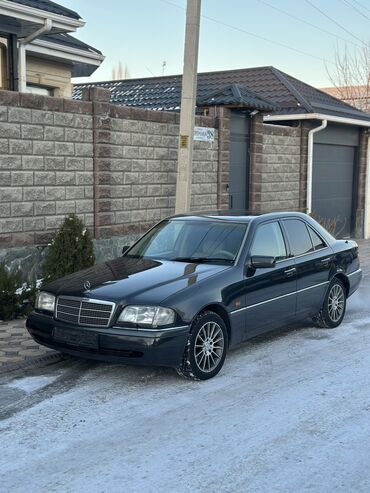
[315,278,347,328]
[177,310,228,380]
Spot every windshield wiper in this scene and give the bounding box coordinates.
[172,257,233,264]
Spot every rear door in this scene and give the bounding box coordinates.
[242,221,297,339]
[281,219,332,319]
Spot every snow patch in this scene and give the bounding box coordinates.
[7,375,60,393]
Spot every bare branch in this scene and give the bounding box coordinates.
[326,41,370,112]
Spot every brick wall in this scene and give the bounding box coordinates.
[0,88,218,247]
[249,115,301,212]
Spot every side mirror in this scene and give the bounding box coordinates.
[250,255,276,269]
[122,245,130,255]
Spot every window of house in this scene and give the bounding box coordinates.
[26,84,54,96]
[250,222,287,260]
[283,219,314,256]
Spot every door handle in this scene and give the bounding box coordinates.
[320,257,332,265]
[284,267,296,277]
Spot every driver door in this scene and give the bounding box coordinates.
[242,220,297,339]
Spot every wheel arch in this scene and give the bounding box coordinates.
[193,303,232,345]
[332,272,350,297]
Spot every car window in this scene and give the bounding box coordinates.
[250,222,287,260]
[132,220,185,256]
[283,219,314,256]
[127,219,248,262]
[307,225,327,250]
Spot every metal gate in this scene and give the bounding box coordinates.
[229,111,250,212]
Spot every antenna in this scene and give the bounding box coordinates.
[162,60,167,76]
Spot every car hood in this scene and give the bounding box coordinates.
[43,256,230,304]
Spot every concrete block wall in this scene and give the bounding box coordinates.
[249,115,301,212]
[0,88,219,248]
[90,89,218,239]
[0,92,94,246]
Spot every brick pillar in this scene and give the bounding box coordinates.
[355,130,368,237]
[299,121,311,213]
[82,87,112,239]
[248,113,263,213]
[216,107,230,210]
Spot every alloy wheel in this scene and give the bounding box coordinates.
[327,283,345,322]
[194,321,225,373]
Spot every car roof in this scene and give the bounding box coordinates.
[169,211,310,224]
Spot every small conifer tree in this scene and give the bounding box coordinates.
[42,214,95,284]
[0,264,20,320]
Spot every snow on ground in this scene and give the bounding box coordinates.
[0,281,370,493]
[7,374,61,393]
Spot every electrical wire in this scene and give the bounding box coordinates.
[340,0,370,21]
[351,0,370,14]
[304,0,364,43]
[256,0,361,48]
[158,0,335,66]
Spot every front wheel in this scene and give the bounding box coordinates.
[315,278,347,328]
[177,311,228,380]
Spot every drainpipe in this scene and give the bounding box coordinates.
[364,134,370,239]
[306,119,327,214]
[18,19,52,92]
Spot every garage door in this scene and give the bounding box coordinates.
[312,143,355,237]
[311,112,361,241]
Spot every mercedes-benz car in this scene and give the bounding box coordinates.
[26,212,362,380]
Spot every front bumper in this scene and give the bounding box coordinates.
[26,312,190,368]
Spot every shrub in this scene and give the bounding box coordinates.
[0,265,36,320]
[18,283,38,317]
[42,214,95,284]
[310,214,342,237]
[0,264,20,320]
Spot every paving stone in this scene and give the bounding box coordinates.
[9,329,26,335]
[20,339,39,348]
[0,356,24,364]
[19,349,50,358]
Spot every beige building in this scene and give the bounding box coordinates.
[321,86,370,114]
[0,0,104,97]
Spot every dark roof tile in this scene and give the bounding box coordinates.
[73,66,370,121]
[197,83,280,111]
[7,0,80,19]
[40,33,102,55]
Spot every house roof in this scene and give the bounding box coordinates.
[197,83,280,111]
[39,32,103,56]
[7,0,81,19]
[73,66,370,122]
[28,32,104,77]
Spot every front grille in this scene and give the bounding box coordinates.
[55,296,115,327]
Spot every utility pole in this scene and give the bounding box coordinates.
[175,0,201,214]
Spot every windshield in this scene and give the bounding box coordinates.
[127,219,248,263]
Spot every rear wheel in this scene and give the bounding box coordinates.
[177,311,228,380]
[315,278,346,328]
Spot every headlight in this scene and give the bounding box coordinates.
[36,291,55,313]
[118,306,175,327]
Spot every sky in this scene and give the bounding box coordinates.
[61,0,370,88]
